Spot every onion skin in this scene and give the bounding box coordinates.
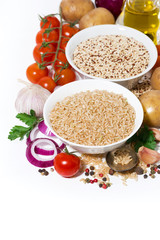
[139,90,160,127]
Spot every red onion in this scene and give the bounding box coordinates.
[26,125,39,145]
[38,120,55,137]
[26,138,58,167]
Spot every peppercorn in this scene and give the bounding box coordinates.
[147,164,150,168]
[38,169,45,173]
[99,183,103,188]
[102,177,107,182]
[90,171,95,176]
[90,180,94,184]
[154,167,158,172]
[85,168,89,173]
[157,170,160,174]
[157,165,160,169]
[44,171,49,176]
[90,166,95,170]
[151,169,156,175]
[143,174,148,179]
[94,178,98,183]
[50,168,54,172]
[85,178,90,183]
[134,166,144,175]
[151,174,156,179]
[102,183,107,189]
[99,173,103,177]
[85,172,89,176]
[151,166,155,171]
[109,169,115,175]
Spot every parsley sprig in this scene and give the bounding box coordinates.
[8,110,43,141]
[127,125,156,152]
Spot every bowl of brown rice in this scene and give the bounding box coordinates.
[43,79,143,154]
[65,24,157,89]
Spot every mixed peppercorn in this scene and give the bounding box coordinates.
[83,166,113,190]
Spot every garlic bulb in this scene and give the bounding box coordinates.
[15,81,51,117]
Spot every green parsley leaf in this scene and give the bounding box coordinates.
[8,126,31,141]
[8,110,43,141]
[127,125,156,152]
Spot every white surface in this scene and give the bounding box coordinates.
[44,79,143,154]
[66,24,157,88]
[1,1,160,240]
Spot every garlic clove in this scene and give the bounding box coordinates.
[150,128,160,141]
[138,146,160,164]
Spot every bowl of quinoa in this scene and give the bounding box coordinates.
[65,25,157,89]
[43,80,143,154]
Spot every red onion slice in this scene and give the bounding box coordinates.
[34,146,54,155]
[26,138,58,168]
[38,120,55,136]
[26,125,39,145]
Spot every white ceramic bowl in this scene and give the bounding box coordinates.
[66,24,157,89]
[43,79,144,154]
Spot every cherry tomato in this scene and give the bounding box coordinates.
[60,37,69,51]
[33,43,55,65]
[54,68,76,85]
[62,23,79,38]
[26,63,48,83]
[54,152,80,177]
[52,51,70,70]
[36,28,59,46]
[40,15,60,29]
[38,76,56,92]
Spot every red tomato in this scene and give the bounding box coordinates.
[54,68,76,85]
[38,76,56,92]
[36,28,59,46]
[54,152,80,177]
[40,15,60,29]
[60,37,69,51]
[26,63,48,83]
[62,23,79,38]
[33,43,55,65]
[52,51,70,70]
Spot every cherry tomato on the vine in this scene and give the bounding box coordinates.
[60,37,69,51]
[36,28,59,47]
[52,51,70,70]
[40,15,60,30]
[62,23,79,38]
[26,63,48,84]
[38,76,56,93]
[54,151,80,178]
[33,43,55,65]
[54,68,76,86]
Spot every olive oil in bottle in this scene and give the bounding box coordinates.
[123,0,159,44]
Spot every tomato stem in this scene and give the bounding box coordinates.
[51,8,63,70]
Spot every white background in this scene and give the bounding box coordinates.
[1,1,160,240]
